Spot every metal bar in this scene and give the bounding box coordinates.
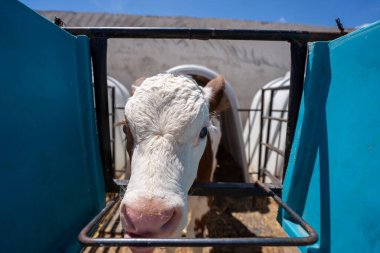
[240,106,254,168]
[262,116,288,122]
[111,86,116,168]
[283,41,308,181]
[262,90,274,182]
[95,198,120,238]
[190,182,283,197]
[258,89,264,180]
[248,110,252,166]
[262,85,290,91]
[237,108,261,112]
[78,182,318,247]
[275,110,284,179]
[114,180,281,197]
[272,109,288,112]
[261,143,285,156]
[65,27,343,42]
[275,103,288,180]
[264,170,282,187]
[90,38,117,192]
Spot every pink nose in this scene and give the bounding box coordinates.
[121,202,181,237]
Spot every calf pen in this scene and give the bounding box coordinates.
[63,27,344,251]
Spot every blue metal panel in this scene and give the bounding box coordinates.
[0,1,105,252]
[282,21,380,252]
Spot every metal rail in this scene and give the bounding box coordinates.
[284,41,308,181]
[65,27,343,42]
[261,143,286,157]
[90,38,116,192]
[256,84,289,182]
[262,116,288,123]
[262,85,291,91]
[237,108,261,112]
[114,179,282,197]
[78,181,317,247]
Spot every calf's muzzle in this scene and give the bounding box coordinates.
[120,199,183,238]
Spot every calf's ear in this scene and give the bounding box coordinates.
[120,117,134,162]
[204,76,229,113]
[131,77,146,95]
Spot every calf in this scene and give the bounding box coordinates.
[120,73,227,252]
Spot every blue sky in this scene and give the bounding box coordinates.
[20,0,379,28]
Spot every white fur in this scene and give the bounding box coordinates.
[121,73,220,234]
[184,116,221,238]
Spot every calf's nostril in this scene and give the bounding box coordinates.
[159,209,175,228]
[120,204,136,231]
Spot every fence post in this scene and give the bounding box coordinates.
[283,41,308,180]
[90,38,117,192]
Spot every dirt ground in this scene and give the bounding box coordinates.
[82,146,298,253]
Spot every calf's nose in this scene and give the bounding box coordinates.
[121,202,181,237]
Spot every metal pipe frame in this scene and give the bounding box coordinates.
[65,27,343,41]
[283,41,308,181]
[237,108,261,112]
[114,179,282,197]
[261,143,285,157]
[262,85,291,91]
[262,116,288,123]
[262,90,274,182]
[110,86,116,168]
[66,27,342,190]
[90,38,117,192]
[78,181,318,247]
[258,89,265,181]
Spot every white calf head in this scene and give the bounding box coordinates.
[120,73,225,243]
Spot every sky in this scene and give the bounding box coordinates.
[19,0,379,28]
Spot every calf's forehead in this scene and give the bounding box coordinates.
[125,74,209,137]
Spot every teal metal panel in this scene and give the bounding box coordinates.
[0,1,105,252]
[282,21,380,252]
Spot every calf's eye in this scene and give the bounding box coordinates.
[199,127,208,139]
